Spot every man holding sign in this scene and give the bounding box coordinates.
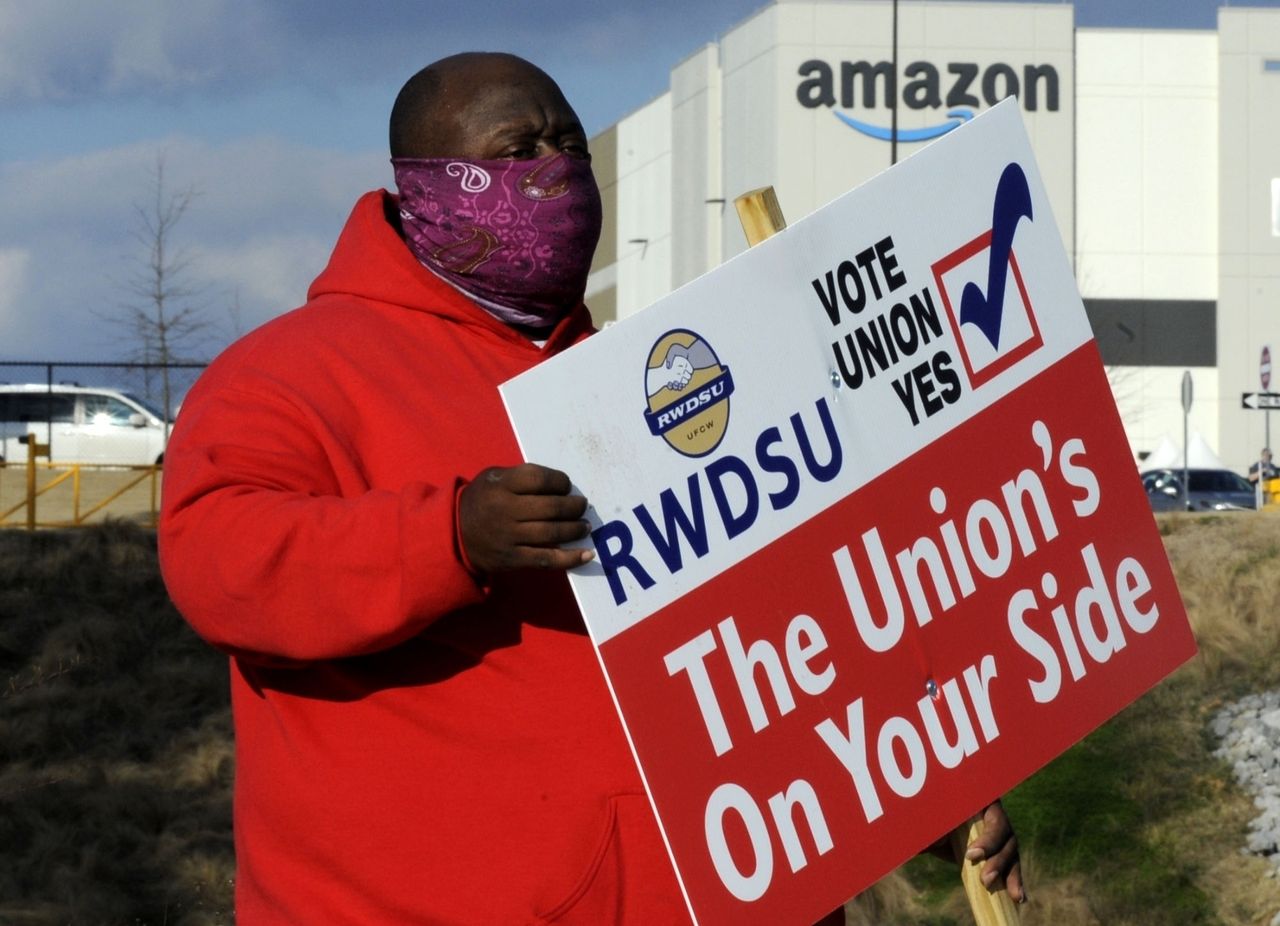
[159,52,1021,923]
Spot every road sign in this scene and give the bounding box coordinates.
[1262,346,1272,391]
[1242,392,1280,410]
[1181,371,1193,414]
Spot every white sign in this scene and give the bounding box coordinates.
[507,100,1092,644]
[502,99,1194,926]
[1243,392,1280,410]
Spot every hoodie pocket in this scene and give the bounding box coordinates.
[532,791,689,926]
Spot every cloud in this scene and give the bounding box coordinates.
[0,136,383,359]
[0,248,31,336]
[191,234,334,333]
[0,0,767,108]
[0,0,279,103]
[0,0,788,361]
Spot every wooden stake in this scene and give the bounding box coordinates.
[731,185,1022,926]
[734,186,789,245]
[950,816,1023,926]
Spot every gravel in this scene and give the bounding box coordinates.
[1210,691,1280,925]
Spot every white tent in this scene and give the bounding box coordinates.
[1139,432,1228,472]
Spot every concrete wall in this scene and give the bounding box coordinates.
[586,125,619,324]
[1076,29,1219,300]
[586,94,673,322]
[1075,28,1220,459]
[616,94,674,319]
[671,45,724,290]
[1218,8,1280,471]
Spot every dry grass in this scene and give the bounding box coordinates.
[0,522,233,925]
[845,868,933,924]
[1162,513,1280,692]
[6,514,1280,924]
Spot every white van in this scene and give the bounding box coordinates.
[0,384,170,465]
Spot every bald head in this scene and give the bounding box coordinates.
[389,53,588,162]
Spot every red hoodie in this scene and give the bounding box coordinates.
[159,191,689,924]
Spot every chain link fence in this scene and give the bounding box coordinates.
[0,360,207,415]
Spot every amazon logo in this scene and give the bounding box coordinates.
[797,59,1060,144]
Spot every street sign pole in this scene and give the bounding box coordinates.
[1260,450,1267,510]
[1181,371,1193,511]
[1262,346,1273,458]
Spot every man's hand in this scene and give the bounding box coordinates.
[962,800,1025,903]
[459,464,594,575]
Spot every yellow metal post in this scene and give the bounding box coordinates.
[24,433,50,531]
[732,185,1021,925]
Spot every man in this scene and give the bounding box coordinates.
[159,52,1022,923]
[1248,448,1278,484]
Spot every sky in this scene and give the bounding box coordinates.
[2,0,1278,363]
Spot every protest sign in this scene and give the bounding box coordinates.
[501,99,1196,926]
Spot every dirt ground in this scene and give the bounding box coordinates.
[0,463,161,528]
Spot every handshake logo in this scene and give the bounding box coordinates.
[643,329,734,458]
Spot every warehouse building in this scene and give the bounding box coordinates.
[584,1,1280,471]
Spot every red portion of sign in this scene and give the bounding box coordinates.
[1262,346,1271,391]
[598,342,1196,926]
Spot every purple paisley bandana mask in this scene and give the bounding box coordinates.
[392,153,602,326]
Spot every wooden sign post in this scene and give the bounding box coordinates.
[734,185,1020,926]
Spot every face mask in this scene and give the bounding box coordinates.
[391,153,603,326]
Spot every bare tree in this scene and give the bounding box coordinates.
[109,154,212,437]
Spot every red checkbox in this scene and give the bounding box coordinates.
[931,229,1044,389]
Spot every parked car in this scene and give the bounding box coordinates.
[0,384,170,465]
[1141,467,1257,512]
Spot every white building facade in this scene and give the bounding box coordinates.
[585,1,1280,472]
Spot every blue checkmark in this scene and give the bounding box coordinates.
[959,162,1034,351]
